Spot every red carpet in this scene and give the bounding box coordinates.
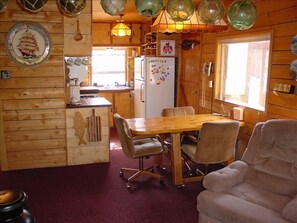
[0,129,204,223]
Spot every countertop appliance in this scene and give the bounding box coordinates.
[134,56,176,118]
[65,56,89,104]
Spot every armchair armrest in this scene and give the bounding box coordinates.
[203,160,248,192]
[282,194,297,223]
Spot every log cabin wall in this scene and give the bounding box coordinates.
[0,0,91,170]
[179,0,297,157]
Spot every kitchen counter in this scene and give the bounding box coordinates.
[66,97,112,108]
[80,85,133,94]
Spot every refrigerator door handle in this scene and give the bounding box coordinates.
[141,58,144,79]
[140,83,145,103]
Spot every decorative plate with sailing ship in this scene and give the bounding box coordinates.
[5,21,51,66]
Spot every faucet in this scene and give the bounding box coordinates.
[114,81,119,86]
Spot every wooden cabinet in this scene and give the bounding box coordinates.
[66,106,110,165]
[92,23,111,45]
[100,91,133,127]
[93,23,145,46]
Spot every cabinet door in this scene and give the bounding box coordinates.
[131,24,142,45]
[92,23,111,45]
[99,92,114,127]
[114,92,132,118]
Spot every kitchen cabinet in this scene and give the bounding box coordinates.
[66,100,111,165]
[100,91,133,127]
[92,23,111,45]
[93,23,145,46]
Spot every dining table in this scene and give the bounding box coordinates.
[125,114,244,187]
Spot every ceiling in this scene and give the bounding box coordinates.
[92,0,223,23]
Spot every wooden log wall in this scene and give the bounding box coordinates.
[179,0,297,156]
[0,0,91,170]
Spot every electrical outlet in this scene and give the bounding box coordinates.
[1,70,11,79]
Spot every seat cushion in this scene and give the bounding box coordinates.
[133,138,164,158]
[197,190,291,223]
[225,182,292,213]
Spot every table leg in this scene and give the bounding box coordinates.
[171,133,183,186]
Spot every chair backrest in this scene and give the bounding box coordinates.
[193,121,240,164]
[113,113,135,158]
[162,106,195,117]
[242,119,297,196]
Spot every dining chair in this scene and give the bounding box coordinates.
[182,121,240,176]
[113,113,169,189]
[162,106,199,144]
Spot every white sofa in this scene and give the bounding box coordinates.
[197,119,297,223]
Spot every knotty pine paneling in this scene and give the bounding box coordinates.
[0,0,67,170]
[179,0,297,158]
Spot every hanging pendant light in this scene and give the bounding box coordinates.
[151,9,228,33]
[197,0,225,25]
[17,0,47,12]
[111,14,131,36]
[166,0,194,22]
[135,0,163,18]
[100,0,126,16]
[227,0,257,30]
[58,0,86,17]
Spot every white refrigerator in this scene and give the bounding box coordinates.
[134,56,176,118]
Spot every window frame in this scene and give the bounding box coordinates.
[214,31,273,112]
[91,47,128,86]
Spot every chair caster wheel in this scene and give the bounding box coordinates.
[177,184,185,189]
[126,183,131,189]
[160,176,164,185]
[119,171,123,177]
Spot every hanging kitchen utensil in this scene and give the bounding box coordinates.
[74,17,83,41]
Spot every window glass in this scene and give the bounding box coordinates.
[92,48,126,86]
[215,33,271,111]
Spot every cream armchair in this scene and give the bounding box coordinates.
[197,119,297,223]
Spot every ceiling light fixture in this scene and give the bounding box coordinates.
[151,9,228,33]
[111,14,131,36]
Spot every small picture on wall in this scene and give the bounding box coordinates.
[160,40,175,56]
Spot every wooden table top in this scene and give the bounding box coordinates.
[126,114,242,135]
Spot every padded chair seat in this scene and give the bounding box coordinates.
[133,138,168,158]
[197,190,291,223]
